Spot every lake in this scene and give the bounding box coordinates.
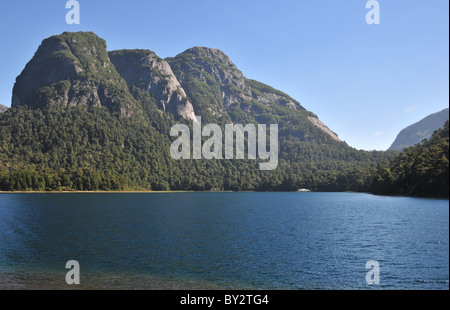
[0,192,448,290]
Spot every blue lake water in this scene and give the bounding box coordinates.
[0,192,448,290]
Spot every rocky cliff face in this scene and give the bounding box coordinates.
[109,50,196,121]
[307,116,341,142]
[11,31,341,143]
[167,47,305,123]
[12,32,138,116]
[179,47,252,107]
[166,46,341,142]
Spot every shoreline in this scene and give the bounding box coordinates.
[0,191,448,199]
[0,190,188,194]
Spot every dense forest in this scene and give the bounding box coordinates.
[0,32,447,197]
[1,94,447,197]
[0,103,388,193]
[371,120,449,198]
[2,106,447,197]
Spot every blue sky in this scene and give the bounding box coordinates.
[0,0,448,150]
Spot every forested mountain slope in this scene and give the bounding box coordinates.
[1,32,393,192]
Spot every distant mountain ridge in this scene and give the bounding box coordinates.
[389,108,449,151]
[0,104,7,113]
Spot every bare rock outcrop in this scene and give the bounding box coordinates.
[109,50,196,121]
[308,116,341,141]
[12,32,138,117]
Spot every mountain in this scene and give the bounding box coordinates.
[108,49,196,121]
[167,46,303,123]
[12,32,139,117]
[11,32,342,142]
[388,108,449,151]
[373,120,449,197]
[166,46,341,141]
[0,104,7,113]
[1,31,389,192]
